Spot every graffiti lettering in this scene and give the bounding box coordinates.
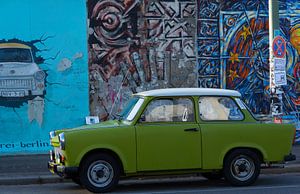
[20,141,49,148]
[0,143,15,149]
[0,140,49,149]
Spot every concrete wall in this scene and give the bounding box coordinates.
[0,0,89,154]
[197,0,299,115]
[0,0,299,154]
[88,0,198,120]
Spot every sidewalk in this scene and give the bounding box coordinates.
[0,145,299,185]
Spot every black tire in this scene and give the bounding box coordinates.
[201,172,223,180]
[79,153,120,193]
[224,149,260,186]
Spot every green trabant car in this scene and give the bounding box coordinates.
[48,88,296,193]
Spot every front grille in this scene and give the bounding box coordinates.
[0,79,33,89]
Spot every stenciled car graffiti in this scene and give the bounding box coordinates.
[0,43,46,99]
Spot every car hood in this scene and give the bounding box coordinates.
[0,62,40,77]
[50,120,124,147]
[73,120,122,131]
[56,120,125,134]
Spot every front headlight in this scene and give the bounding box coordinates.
[58,133,65,150]
[34,70,45,81]
[49,131,56,139]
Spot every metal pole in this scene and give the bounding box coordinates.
[269,0,282,117]
[269,0,279,90]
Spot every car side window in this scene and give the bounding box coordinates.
[142,98,194,122]
[199,96,244,121]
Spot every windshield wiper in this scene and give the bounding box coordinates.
[110,113,123,121]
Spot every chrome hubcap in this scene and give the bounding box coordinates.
[230,155,255,181]
[87,160,114,187]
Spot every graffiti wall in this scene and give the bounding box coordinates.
[88,0,197,120]
[89,0,299,119]
[2,0,299,154]
[197,0,300,116]
[0,1,89,154]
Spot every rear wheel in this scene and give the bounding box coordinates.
[79,153,120,193]
[223,149,260,186]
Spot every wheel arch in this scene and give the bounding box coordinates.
[79,148,125,175]
[223,147,264,165]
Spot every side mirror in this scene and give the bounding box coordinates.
[139,114,146,122]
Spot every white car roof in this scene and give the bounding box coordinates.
[0,43,31,49]
[135,88,241,97]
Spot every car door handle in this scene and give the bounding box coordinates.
[184,128,199,132]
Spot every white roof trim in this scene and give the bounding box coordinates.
[135,88,241,97]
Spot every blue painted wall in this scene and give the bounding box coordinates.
[0,0,89,154]
[197,0,300,117]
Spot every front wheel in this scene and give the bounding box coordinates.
[79,153,120,193]
[223,149,260,186]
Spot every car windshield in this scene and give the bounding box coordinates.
[0,48,33,63]
[119,96,144,121]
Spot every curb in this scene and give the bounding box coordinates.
[0,164,300,186]
[0,175,67,186]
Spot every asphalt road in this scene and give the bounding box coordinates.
[0,173,300,194]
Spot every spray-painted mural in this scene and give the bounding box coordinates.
[88,0,197,120]
[1,0,299,154]
[197,0,300,116]
[0,1,88,154]
[0,38,49,125]
[89,0,299,119]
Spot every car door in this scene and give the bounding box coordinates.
[135,97,202,171]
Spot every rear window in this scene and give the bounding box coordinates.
[199,96,244,121]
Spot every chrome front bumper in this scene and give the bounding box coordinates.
[48,161,78,178]
[48,149,78,178]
